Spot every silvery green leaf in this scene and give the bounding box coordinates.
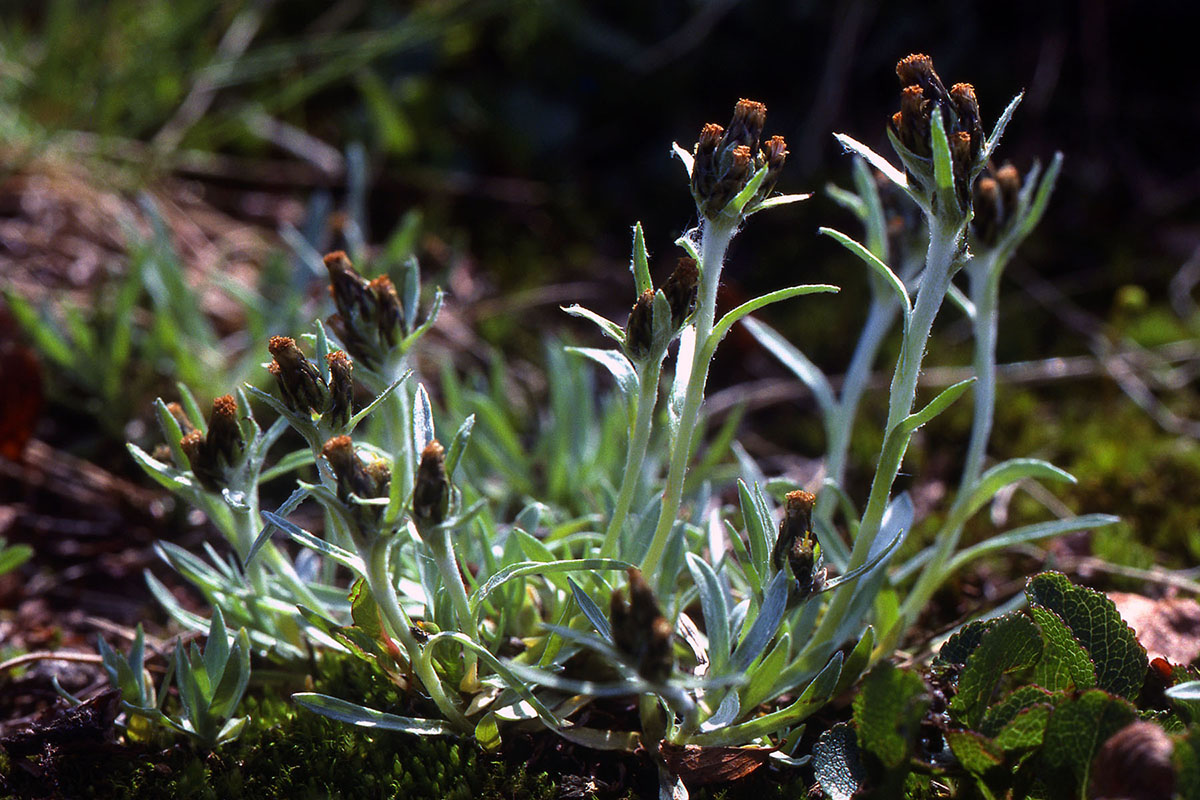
[444,414,475,479]
[244,486,311,568]
[700,690,741,732]
[260,511,366,576]
[825,182,867,219]
[686,652,843,746]
[412,383,435,454]
[1166,681,1200,701]
[709,284,839,356]
[725,163,770,219]
[568,578,613,642]
[313,319,331,383]
[686,553,731,674]
[469,558,631,615]
[819,228,910,319]
[674,230,700,262]
[833,133,907,191]
[947,514,1120,574]
[929,107,954,194]
[899,378,975,435]
[631,222,652,294]
[672,142,694,178]
[979,93,1024,170]
[732,570,790,672]
[127,443,188,493]
[294,693,457,735]
[400,288,443,351]
[562,304,625,343]
[401,256,421,333]
[668,326,696,440]
[745,192,812,217]
[347,373,408,432]
[742,318,836,419]
[565,347,637,403]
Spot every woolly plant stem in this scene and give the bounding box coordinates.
[601,357,664,559]
[640,220,737,576]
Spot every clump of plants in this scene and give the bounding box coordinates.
[813,571,1200,800]
[93,53,1130,796]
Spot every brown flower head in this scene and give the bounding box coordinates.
[661,257,699,330]
[325,350,354,430]
[269,336,327,414]
[610,568,674,682]
[413,440,449,529]
[624,289,655,361]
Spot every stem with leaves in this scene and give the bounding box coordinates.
[640,220,737,576]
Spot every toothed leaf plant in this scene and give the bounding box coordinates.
[116,54,1117,797]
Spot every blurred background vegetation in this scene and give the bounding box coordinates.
[3,0,1199,588]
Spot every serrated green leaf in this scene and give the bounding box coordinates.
[1175,725,1200,800]
[979,685,1055,738]
[813,722,869,800]
[991,703,1052,752]
[935,618,995,668]
[1030,605,1097,693]
[1038,689,1136,795]
[949,612,1042,729]
[1026,572,1148,700]
[944,729,1004,776]
[853,661,928,768]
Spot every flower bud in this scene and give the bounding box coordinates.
[896,54,948,106]
[771,490,823,599]
[760,134,788,198]
[369,276,404,347]
[165,402,195,435]
[207,395,245,466]
[268,336,327,414]
[324,251,374,322]
[994,163,1021,214]
[179,397,245,492]
[895,86,932,157]
[724,99,767,154]
[325,350,354,429]
[322,435,388,533]
[949,83,983,161]
[661,257,699,330]
[624,289,655,361]
[610,568,674,682]
[691,123,725,207]
[973,177,1001,246]
[413,440,449,529]
[950,131,975,211]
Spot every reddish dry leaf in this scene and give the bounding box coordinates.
[657,742,775,784]
[1108,591,1200,664]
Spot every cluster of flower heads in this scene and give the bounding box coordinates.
[624,256,700,361]
[971,162,1023,247]
[690,99,788,220]
[178,395,245,492]
[321,435,391,538]
[770,490,825,601]
[889,53,983,210]
[324,251,408,369]
[267,336,354,430]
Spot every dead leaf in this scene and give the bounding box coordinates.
[1109,592,1200,664]
[657,742,775,784]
